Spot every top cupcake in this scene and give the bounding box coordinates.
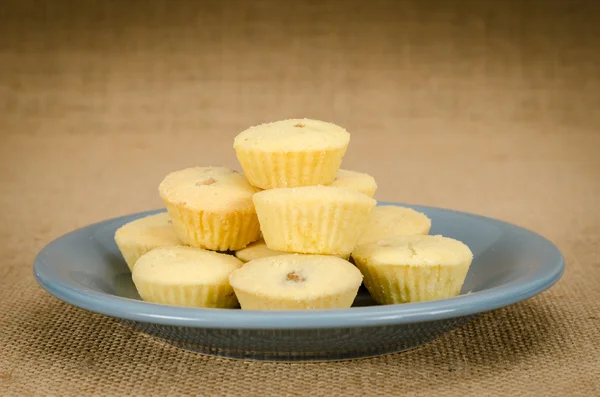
[233,119,351,189]
[234,119,350,152]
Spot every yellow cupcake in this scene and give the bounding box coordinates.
[330,169,377,198]
[158,166,261,251]
[114,212,182,271]
[235,239,349,262]
[234,239,287,263]
[352,235,473,304]
[132,246,243,308]
[253,186,376,257]
[229,254,363,310]
[357,206,431,245]
[233,119,350,189]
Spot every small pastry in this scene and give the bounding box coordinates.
[234,239,287,263]
[352,235,473,304]
[330,169,377,198]
[253,186,376,257]
[114,212,181,271]
[357,206,431,245]
[233,118,350,189]
[132,246,243,308]
[229,254,363,310]
[158,166,261,251]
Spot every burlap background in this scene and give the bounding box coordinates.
[1,0,599,395]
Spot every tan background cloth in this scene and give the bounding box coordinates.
[1,0,599,395]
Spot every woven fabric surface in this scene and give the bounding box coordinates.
[1,0,599,395]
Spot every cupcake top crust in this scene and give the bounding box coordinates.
[132,246,243,285]
[330,169,378,197]
[358,206,431,245]
[352,235,473,267]
[235,240,286,263]
[115,212,181,247]
[229,254,362,300]
[233,119,350,152]
[158,166,258,212]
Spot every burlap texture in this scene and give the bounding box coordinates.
[1,0,599,395]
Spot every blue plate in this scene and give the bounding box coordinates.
[33,203,564,361]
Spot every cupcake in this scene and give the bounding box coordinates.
[235,239,348,262]
[352,235,473,304]
[253,186,376,257]
[330,169,377,198]
[229,254,363,310]
[132,246,243,308]
[357,206,431,245]
[158,166,261,251]
[233,119,350,189]
[234,239,287,263]
[114,212,182,271]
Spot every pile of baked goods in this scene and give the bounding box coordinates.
[115,119,473,310]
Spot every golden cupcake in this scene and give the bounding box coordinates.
[158,166,261,251]
[114,212,181,271]
[132,246,243,308]
[235,239,349,262]
[330,169,377,198]
[229,254,363,310]
[233,118,350,189]
[352,235,473,304]
[357,206,431,245]
[253,186,376,257]
[234,239,287,263]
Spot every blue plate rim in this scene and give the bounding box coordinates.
[33,202,565,330]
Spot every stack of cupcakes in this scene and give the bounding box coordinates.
[115,118,473,311]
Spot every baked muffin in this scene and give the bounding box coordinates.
[229,254,363,310]
[357,206,431,245]
[132,246,242,308]
[114,212,181,271]
[234,239,287,263]
[352,235,473,304]
[253,186,376,257]
[158,166,261,251]
[330,169,377,198]
[235,239,348,262]
[233,119,350,189]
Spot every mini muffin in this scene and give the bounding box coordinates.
[235,239,349,262]
[158,166,261,251]
[233,119,350,189]
[330,169,378,198]
[253,186,376,257]
[229,254,363,310]
[114,212,182,271]
[357,206,431,245]
[352,235,473,304]
[235,239,287,263]
[132,246,243,308]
